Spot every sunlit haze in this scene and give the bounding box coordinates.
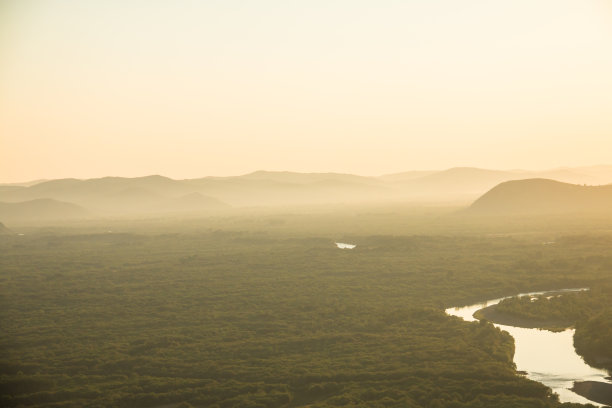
[1,0,611,182]
[2,3,612,406]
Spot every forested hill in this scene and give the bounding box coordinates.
[467,179,612,215]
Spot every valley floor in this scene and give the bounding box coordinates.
[1,211,611,407]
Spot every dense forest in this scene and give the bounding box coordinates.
[575,310,612,371]
[1,214,611,407]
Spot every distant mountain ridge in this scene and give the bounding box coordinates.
[377,166,612,202]
[1,166,611,221]
[0,179,49,187]
[0,199,91,222]
[0,176,230,218]
[467,179,612,215]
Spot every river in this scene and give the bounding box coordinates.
[445,289,611,406]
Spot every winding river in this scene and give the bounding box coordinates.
[445,289,611,406]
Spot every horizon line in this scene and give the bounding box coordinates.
[2,164,612,185]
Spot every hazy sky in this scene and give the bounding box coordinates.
[1,0,611,182]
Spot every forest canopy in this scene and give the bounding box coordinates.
[1,214,611,407]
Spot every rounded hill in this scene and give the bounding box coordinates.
[467,179,612,215]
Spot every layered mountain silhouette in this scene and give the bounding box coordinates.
[0,199,91,222]
[468,179,612,215]
[1,166,611,221]
[183,172,389,206]
[0,176,229,218]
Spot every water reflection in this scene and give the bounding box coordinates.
[335,242,356,249]
[446,289,611,405]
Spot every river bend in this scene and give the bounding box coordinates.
[445,289,611,406]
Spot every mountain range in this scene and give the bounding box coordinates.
[1,166,611,222]
[0,199,91,222]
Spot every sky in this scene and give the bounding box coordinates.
[1,0,611,182]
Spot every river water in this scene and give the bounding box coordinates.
[335,242,356,249]
[445,289,611,406]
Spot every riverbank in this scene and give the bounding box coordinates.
[474,304,571,332]
[446,289,612,406]
[572,381,612,406]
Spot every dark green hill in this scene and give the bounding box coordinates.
[468,179,612,215]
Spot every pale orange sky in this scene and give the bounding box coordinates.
[1,0,611,183]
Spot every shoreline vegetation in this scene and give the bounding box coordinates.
[571,381,612,406]
[471,289,612,372]
[471,292,612,405]
[473,305,571,332]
